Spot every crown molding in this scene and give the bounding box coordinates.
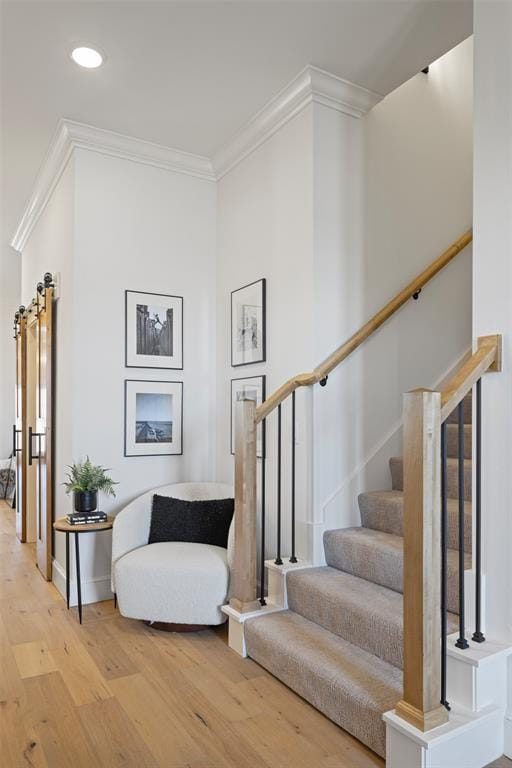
[11,119,215,252]
[212,65,384,179]
[12,67,383,251]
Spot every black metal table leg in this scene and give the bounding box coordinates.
[65,531,70,609]
[75,532,82,624]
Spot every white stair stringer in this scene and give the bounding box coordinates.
[385,635,512,767]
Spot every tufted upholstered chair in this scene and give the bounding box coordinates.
[111,482,234,627]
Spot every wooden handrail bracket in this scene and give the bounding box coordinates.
[256,230,473,423]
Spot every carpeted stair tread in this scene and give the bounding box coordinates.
[446,423,472,459]
[390,455,471,501]
[287,566,404,669]
[322,528,467,614]
[358,490,472,553]
[286,564,458,669]
[244,609,402,758]
[447,392,472,424]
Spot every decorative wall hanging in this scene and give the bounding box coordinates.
[125,290,183,369]
[230,375,266,457]
[124,380,183,456]
[231,279,266,367]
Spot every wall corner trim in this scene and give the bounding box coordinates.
[11,118,216,252]
[212,65,384,179]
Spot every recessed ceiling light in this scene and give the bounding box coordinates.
[70,46,104,69]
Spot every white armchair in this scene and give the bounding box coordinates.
[112,482,234,627]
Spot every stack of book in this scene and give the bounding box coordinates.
[66,511,107,525]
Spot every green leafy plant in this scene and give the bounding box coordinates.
[63,457,117,497]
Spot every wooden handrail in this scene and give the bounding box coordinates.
[256,229,472,422]
[440,334,502,421]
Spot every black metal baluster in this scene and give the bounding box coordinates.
[473,379,485,643]
[441,420,451,709]
[275,404,283,565]
[260,418,267,605]
[455,400,469,649]
[290,391,297,563]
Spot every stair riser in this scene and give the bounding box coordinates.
[446,423,472,459]
[323,532,464,616]
[247,637,388,757]
[358,493,472,553]
[390,457,471,501]
[249,643,386,757]
[288,571,405,669]
[245,612,401,758]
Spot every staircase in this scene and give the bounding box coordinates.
[226,235,506,766]
[243,394,472,758]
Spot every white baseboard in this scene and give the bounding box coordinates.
[504,713,512,758]
[52,558,113,606]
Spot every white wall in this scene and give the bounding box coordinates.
[21,150,217,603]
[71,149,216,598]
[216,105,315,560]
[216,39,473,565]
[0,250,21,460]
[317,39,473,541]
[473,2,512,643]
[311,101,366,554]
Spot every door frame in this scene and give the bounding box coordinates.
[15,314,27,542]
[36,285,54,579]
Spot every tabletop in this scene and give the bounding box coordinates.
[53,516,114,533]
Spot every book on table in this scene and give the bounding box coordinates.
[66,512,107,525]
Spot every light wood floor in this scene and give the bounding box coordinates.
[0,500,383,768]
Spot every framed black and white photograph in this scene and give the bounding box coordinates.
[125,290,183,369]
[124,380,183,456]
[231,375,266,458]
[231,279,266,367]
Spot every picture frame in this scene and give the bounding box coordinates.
[125,290,183,369]
[124,379,183,457]
[230,375,266,458]
[231,279,266,367]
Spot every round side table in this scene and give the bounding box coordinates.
[53,516,113,624]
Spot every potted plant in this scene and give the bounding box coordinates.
[64,457,117,514]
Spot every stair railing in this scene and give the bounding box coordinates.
[395,334,502,732]
[229,229,473,613]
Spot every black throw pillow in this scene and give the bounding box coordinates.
[148,494,234,548]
